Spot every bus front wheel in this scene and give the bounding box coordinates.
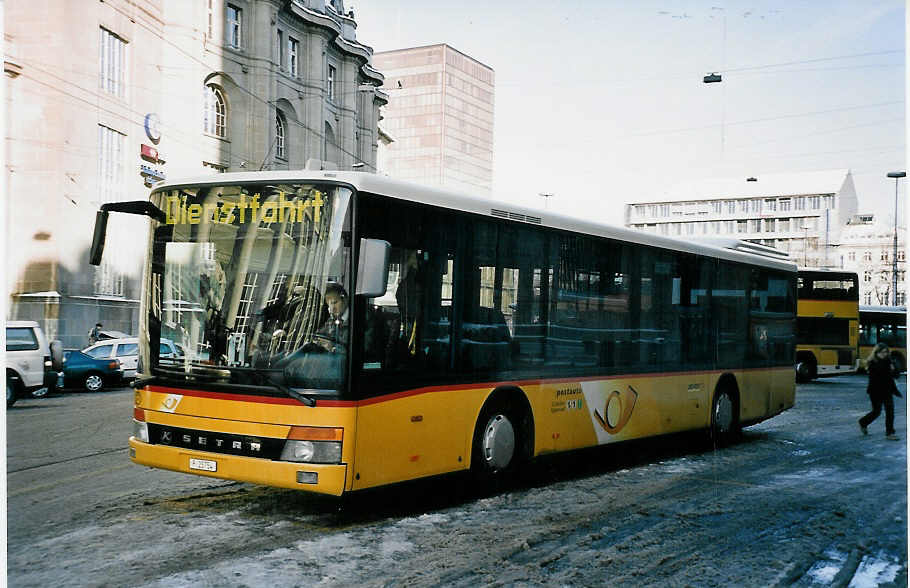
[795,359,817,383]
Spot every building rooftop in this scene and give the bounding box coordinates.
[647,169,852,203]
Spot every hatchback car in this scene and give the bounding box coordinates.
[60,350,123,392]
[83,337,139,380]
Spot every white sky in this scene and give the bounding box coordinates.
[353,0,906,227]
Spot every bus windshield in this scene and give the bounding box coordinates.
[797,271,858,301]
[146,182,353,396]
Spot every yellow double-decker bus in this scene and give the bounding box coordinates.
[858,305,906,373]
[795,269,859,381]
[91,171,796,496]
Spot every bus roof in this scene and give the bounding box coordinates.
[151,170,798,273]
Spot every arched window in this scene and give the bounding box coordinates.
[203,85,226,137]
[275,111,287,159]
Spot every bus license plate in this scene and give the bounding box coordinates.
[189,458,217,472]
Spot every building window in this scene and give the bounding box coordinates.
[289,37,299,77]
[659,204,670,217]
[864,292,873,304]
[864,251,873,262]
[725,201,736,214]
[763,218,775,232]
[277,30,285,69]
[823,194,835,209]
[275,111,286,159]
[99,27,127,98]
[848,251,856,261]
[809,195,820,209]
[882,251,890,262]
[203,85,227,137]
[226,4,242,49]
[764,199,777,212]
[96,124,126,297]
[864,271,872,282]
[779,198,791,212]
[327,64,337,101]
[795,197,806,210]
[751,200,762,213]
[897,292,905,305]
[207,0,214,39]
[98,125,125,204]
[899,250,905,261]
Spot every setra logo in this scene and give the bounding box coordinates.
[593,385,638,434]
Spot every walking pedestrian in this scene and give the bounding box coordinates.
[859,343,902,440]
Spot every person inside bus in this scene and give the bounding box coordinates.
[314,282,349,353]
[859,342,902,440]
[386,250,424,367]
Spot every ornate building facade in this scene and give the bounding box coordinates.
[5,0,387,346]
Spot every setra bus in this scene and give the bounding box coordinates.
[795,269,859,381]
[90,171,797,496]
[858,305,906,372]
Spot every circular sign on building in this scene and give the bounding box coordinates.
[144,113,161,144]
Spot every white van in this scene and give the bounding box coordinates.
[83,337,139,380]
[6,320,63,407]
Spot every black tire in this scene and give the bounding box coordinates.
[84,372,105,392]
[6,373,19,408]
[471,400,522,486]
[795,359,817,383]
[710,387,740,447]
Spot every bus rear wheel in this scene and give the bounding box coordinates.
[471,399,526,487]
[710,387,740,447]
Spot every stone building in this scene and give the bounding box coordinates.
[5,0,387,347]
[838,213,906,306]
[372,44,494,195]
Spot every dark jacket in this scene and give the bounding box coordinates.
[867,356,900,398]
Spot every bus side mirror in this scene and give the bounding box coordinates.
[89,210,109,266]
[356,238,390,298]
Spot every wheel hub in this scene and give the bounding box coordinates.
[482,414,515,470]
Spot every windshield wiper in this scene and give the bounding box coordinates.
[260,372,316,407]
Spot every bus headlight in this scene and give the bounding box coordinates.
[280,440,342,464]
[132,419,149,443]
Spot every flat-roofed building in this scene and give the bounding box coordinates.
[373,44,494,195]
[625,169,859,269]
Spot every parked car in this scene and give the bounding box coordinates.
[82,337,139,380]
[60,350,123,392]
[6,320,63,407]
[159,338,185,359]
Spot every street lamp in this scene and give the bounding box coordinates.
[539,192,554,210]
[887,171,905,306]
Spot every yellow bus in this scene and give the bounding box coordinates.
[858,305,906,373]
[795,269,859,381]
[91,171,797,496]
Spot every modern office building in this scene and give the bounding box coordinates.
[625,169,859,269]
[373,44,494,195]
[5,0,387,346]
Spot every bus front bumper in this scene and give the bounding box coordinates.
[128,437,348,496]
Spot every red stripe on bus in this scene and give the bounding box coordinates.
[145,366,788,408]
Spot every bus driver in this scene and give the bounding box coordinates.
[314,282,349,353]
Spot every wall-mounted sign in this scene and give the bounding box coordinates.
[140,144,159,162]
[144,113,161,144]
